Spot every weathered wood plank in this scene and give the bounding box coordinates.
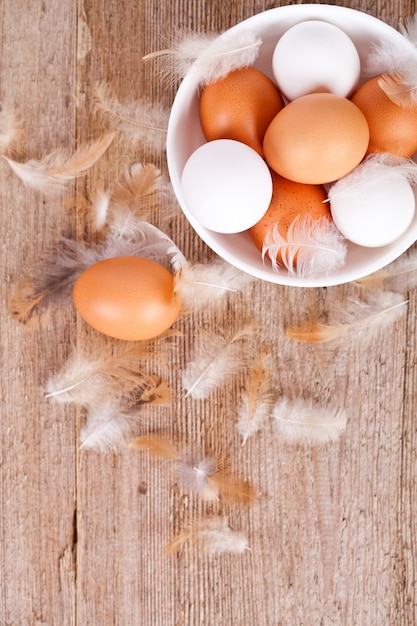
[1,1,416,625]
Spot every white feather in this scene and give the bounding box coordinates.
[4,131,115,194]
[174,259,254,311]
[80,400,141,452]
[144,29,262,86]
[167,517,249,555]
[262,215,347,278]
[182,325,258,399]
[93,81,169,151]
[272,398,347,444]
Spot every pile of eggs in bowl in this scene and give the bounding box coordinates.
[179,19,417,279]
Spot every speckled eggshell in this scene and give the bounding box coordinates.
[73,256,181,341]
[199,66,285,157]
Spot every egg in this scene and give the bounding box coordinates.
[181,139,273,233]
[263,93,369,184]
[248,172,330,265]
[199,66,284,156]
[351,75,417,157]
[72,256,181,341]
[272,20,361,101]
[329,169,415,247]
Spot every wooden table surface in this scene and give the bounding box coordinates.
[2,1,417,624]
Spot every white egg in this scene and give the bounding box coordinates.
[330,172,415,247]
[272,20,361,101]
[180,139,273,234]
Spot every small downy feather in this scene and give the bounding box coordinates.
[367,15,417,107]
[130,434,256,503]
[4,131,116,194]
[44,342,163,407]
[355,248,417,290]
[327,153,417,204]
[80,378,172,451]
[286,290,408,344]
[236,348,274,445]
[93,81,169,151]
[262,215,347,278]
[272,398,347,444]
[143,29,262,86]
[167,516,249,555]
[182,324,258,399]
[105,165,180,239]
[173,259,254,312]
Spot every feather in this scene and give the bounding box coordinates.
[262,215,347,278]
[286,291,408,343]
[93,81,169,151]
[355,248,417,290]
[44,342,162,406]
[4,131,116,194]
[173,259,254,311]
[129,434,181,460]
[236,349,274,445]
[167,516,249,555]
[80,379,172,451]
[143,28,262,86]
[272,398,347,444]
[130,434,255,503]
[80,399,142,452]
[106,165,179,238]
[90,188,111,231]
[0,104,22,156]
[182,324,258,399]
[327,153,417,205]
[367,15,417,107]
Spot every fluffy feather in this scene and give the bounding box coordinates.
[367,15,417,107]
[173,259,254,311]
[143,29,262,86]
[272,398,347,444]
[130,434,255,503]
[93,81,169,151]
[4,131,115,194]
[327,153,417,204]
[262,215,347,278]
[236,349,274,445]
[167,517,249,555]
[182,324,258,399]
[80,379,172,451]
[355,248,417,290]
[44,342,163,406]
[286,291,408,343]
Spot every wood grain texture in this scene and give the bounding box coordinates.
[1,1,417,625]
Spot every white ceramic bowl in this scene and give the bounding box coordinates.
[166,4,417,287]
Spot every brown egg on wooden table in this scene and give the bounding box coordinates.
[351,75,417,157]
[263,92,369,184]
[199,66,285,157]
[72,256,181,341]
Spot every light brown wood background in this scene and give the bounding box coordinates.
[1,1,417,625]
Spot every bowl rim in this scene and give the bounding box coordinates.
[166,4,417,287]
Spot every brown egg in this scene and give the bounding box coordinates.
[199,66,285,156]
[263,93,369,184]
[248,172,330,265]
[351,75,417,157]
[73,256,181,341]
